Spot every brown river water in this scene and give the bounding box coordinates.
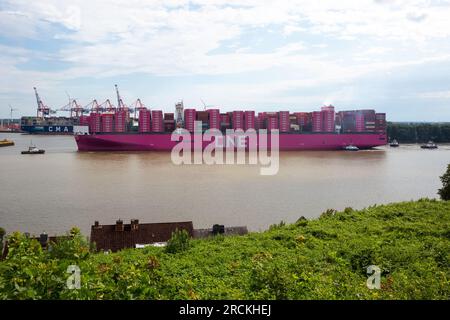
[0,132,449,236]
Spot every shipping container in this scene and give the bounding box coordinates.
[266,114,279,132]
[79,115,90,126]
[321,106,335,132]
[207,109,220,130]
[89,113,101,133]
[184,109,196,132]
[244,110,255,130]
[151,110,164,132]
[312,111,322,132]
[279,111,290,132]
[115,110,128,133]
[138,108,151,133]
[101,113,114,133]
[232,111,244,130]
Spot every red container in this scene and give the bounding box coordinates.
[89,113,101,133]
[184,109,196,132]
[138,109,151,133]
[232,111,244,130]
[279,111,290,132]
[79,115,90,126]
[312,111,322,132]
[164,113,174,120]
[101,113,114,133]
[375,113,386,133]
[196,111,209,122]
[244,110,255,130]
[257,112,266,130]
[207,109,220,130]
[266,115,279,131]
[355,112,364,132]
[164,120,175,132]
[115,110,128,133]
[151,110,164,132]
[321,106,335,132]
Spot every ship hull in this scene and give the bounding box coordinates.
[75,132,387,151]
[21,125,74,135]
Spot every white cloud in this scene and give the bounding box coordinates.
[2,0,450,118]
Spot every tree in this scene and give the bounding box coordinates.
[0,227,5,253]
[438,164,450,201]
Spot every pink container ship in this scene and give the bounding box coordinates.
[74,102,387,151]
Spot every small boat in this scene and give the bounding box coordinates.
[389,139,399,147]
[420,141,438,149]
[344,145,359,151]
[21,145,45,154]
[0,139,14,147]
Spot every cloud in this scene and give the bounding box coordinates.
[1,0,450,119]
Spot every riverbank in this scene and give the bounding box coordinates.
[0,199,449,299]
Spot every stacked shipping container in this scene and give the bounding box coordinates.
[232,111,244,130]
[184,109,196,132]
[138,109,151,133]
[89,112,101,133]
[312,111,322,132]
[321,106,335,132]
[266,113,278,131]
[355,112,364,132]
[115,110,127,133]
[279,111,290,132]
[244,111,255,130]
[151,110,164,132]
[208,109,220,130]
[101,113,114,133]
[79,115,90,126]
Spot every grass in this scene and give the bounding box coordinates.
[0,198,449,299]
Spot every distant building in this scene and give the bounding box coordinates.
[90,219,194,252]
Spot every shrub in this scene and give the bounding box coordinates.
[0,227,5,253]
[165,229,190,254]
[438,164,450,200]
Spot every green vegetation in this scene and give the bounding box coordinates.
[439,164,450,201]
[387,122,450,143]
[0,227,5,253]
[0,200,449,300]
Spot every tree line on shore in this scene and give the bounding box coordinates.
[387,122,450,143]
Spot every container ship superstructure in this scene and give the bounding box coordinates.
[73,86,387,151]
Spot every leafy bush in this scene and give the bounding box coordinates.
[0,227,5,253]
[438,164,450,200]
[0,200,449,299]
[165,229,190,254]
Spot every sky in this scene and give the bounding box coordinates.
[1,0,450,121]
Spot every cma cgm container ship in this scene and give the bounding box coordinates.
[74,102,387,151]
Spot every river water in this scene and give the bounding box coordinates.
[0,132,448,236]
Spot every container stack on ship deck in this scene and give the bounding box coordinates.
[74,103,387,151]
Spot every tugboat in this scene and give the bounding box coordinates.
[420,141,438,149]
[21,142,45,154]
[389,139,399,147]
[0,139,14,147]
[344,145,359,151]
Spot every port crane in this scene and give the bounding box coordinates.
[59,99,85,118]
[115,84,129,111]
[130,99,148,120]
[34,87,51,118]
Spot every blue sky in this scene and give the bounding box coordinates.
[1,0,450,121]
